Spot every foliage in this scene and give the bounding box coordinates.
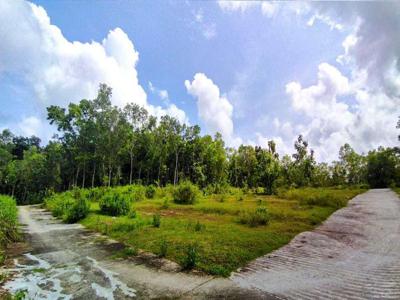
[152,213,161,228]
[99,192,130,216]
[277,187,365,208]
[0,195,18,261]
[81,186,364,276]
[173,181,200,204]
[145,185,156,199]
[158,240,168,258]
[182,243,198,270]
[238,206,270,227]
[45,192,90,223]
[0,84,399,205]
[366,147,399,188]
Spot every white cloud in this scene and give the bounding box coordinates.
[18,116,43,137]
[185,73,241,146]
[191,8,217,40]
[0,0,187,140]
[218,1,308,18]
[283,63,398,161]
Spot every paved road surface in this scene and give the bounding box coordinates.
[232,189,400,299]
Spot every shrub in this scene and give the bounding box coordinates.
[152,213,161,228]
[63,197,90,223]
[158,240,168,258]
[99,193,129,216]
[173,181,199,204]
[238,206,270,227]
[0,196,18,252]
[183,243,198,270]
[145,185,156,199]
[130,187,145,202]
[45,193,89,223]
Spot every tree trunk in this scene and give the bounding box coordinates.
[91,162,96,188]
[174,150,179,186]
[82,159,86,188]
[108,163,112,187]
[75,165,80,187]
[129,152,133,185]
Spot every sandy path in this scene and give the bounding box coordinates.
[231,189,400,299]
[1,205,269,299]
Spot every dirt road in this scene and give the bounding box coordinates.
[2,189,399,299]
[232,189,400,299]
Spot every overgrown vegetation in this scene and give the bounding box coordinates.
[99,192,130,216]
[44,184,366,276]
[0,85,398,205]
[0,195,18,265]
[173,181,199,204]
[45,191,89,223]
[277,187,365,209]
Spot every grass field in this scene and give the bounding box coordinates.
[76,186,365,276]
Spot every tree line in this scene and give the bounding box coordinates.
[0,84,399,204]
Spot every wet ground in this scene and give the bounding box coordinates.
[0,205,269,299]
[2,189,399,299]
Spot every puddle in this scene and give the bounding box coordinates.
[3,253,136,299]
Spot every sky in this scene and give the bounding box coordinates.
[0,0,399,161]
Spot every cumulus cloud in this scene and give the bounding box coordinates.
[0,0,187,140]
[222,1,399,161]
[312,2,400,97]
[185,73,241,146]
[283,63,398,161]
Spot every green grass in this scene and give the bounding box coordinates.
[79,186,365,276]
[0,195,19,266]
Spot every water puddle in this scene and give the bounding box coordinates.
[3,253,136,299]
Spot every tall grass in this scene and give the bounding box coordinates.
[0,195,19,264]
[277,187,365,208]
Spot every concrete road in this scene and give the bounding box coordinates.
[232,189,400,299]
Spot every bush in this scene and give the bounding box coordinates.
[63,197,90,223]
[99,192,129,216]
[0,196,19,252]
[173,181,199,204]
[238,206,270,227]
[158,240,168,258]
[45,192,89,223]
[152,214,161,228]
[145,185,156,199]
[183,243,198,270]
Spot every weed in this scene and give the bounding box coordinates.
[152,214,161,228]
[194,221,205,232]
[238,206,270,227]
[158,240,168,258]
[183,243,198,270]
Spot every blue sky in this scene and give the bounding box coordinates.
[0,1,399,161]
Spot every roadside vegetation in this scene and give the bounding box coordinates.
[44,184,365,276]
[0,195,18,266]
[0,84,398,277]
